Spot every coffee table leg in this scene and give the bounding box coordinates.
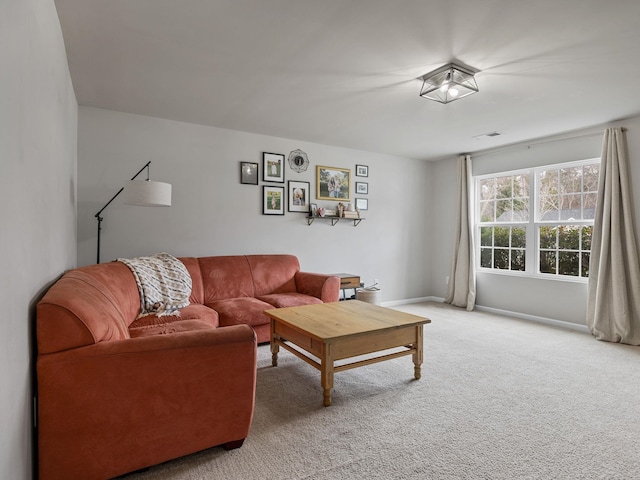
[321,344,334,407]
[413,325,423,380]
[270,320,279,367]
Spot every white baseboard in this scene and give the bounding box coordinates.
[381,296,441,307]
[474,305,590,333]
[382,296,589,334]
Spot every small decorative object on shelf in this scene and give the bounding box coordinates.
[343,209,359,219]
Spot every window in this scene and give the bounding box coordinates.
[476,159,599,279]
[478,174,529,272]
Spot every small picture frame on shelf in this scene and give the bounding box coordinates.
[263,186,284,215]
[356,182,368,194]
[288,181,311,212]
[309,203,318,217]
[355,198,368,211]
[356,164,369,177]
[240,162,258,185]
[263,152,285,183]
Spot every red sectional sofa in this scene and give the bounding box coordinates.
[36,254,340,480]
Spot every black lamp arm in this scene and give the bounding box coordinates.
[94,161,152,264]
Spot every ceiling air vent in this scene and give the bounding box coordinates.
[473,131,501,139]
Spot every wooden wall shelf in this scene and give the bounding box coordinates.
[306,216,364,226]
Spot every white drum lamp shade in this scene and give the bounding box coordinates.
[124,180,172,206]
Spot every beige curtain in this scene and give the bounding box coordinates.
[586,127,640,345]
[445,155,476,311]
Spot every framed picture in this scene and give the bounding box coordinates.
[263,152,285,183]
[263,186,284,215]
[356,164,369,177]
[356,182,368,194]
[240,162,258,185]
[288,181,311,212]
[316,165,350,201]
[310,203,318,217]
[355,198,368,211]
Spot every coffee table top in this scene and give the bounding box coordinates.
[265,300,430,341]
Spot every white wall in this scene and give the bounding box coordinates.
[77,107,433,302]
[0,1,77,478]
[431,117,640,326]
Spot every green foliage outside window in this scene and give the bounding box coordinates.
[538,225,592,277]
[479,226,526,271]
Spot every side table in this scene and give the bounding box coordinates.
[331,273,361,300]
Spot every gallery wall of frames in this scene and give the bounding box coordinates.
[240,151,369,223]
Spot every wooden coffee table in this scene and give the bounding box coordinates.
[265,300,431,406]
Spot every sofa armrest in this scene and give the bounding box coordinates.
[295,272,340,302]
[37,325,257,480]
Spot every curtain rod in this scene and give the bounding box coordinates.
[470,127,627,159]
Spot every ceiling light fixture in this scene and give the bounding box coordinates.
[420,62,479,104]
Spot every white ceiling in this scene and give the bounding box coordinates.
[54,0,640,161]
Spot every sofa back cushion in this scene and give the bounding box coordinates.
[178,257,205,304]
[37,262,140,354]
[198,256,256,302]
[196,255,301,302]
[246,254,299,296]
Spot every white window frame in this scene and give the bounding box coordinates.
[475,158,599,282]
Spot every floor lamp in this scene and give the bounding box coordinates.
[94,161,171,264]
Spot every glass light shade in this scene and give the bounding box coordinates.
[124,180,172,206]
[420,63,478,104]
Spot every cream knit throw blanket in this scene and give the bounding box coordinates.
[118,252,192,317]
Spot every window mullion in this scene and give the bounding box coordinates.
[529,168,539,274]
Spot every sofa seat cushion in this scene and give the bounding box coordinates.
[130,304,219,329]
[129,319,216,338]
[257,292,323,308]
[207,297,273,328]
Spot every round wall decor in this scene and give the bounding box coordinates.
[288,149,309,173]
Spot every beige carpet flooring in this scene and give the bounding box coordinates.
[120,302,640,479]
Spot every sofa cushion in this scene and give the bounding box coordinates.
[178,257,205,305]
[246,255,299,296]
[258,292,323,308]
[207,297,273,328]
[198,256,255,301]
[129,320,216,338]
[129,304,219,329]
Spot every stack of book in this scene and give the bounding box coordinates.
[343,210,360,219]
